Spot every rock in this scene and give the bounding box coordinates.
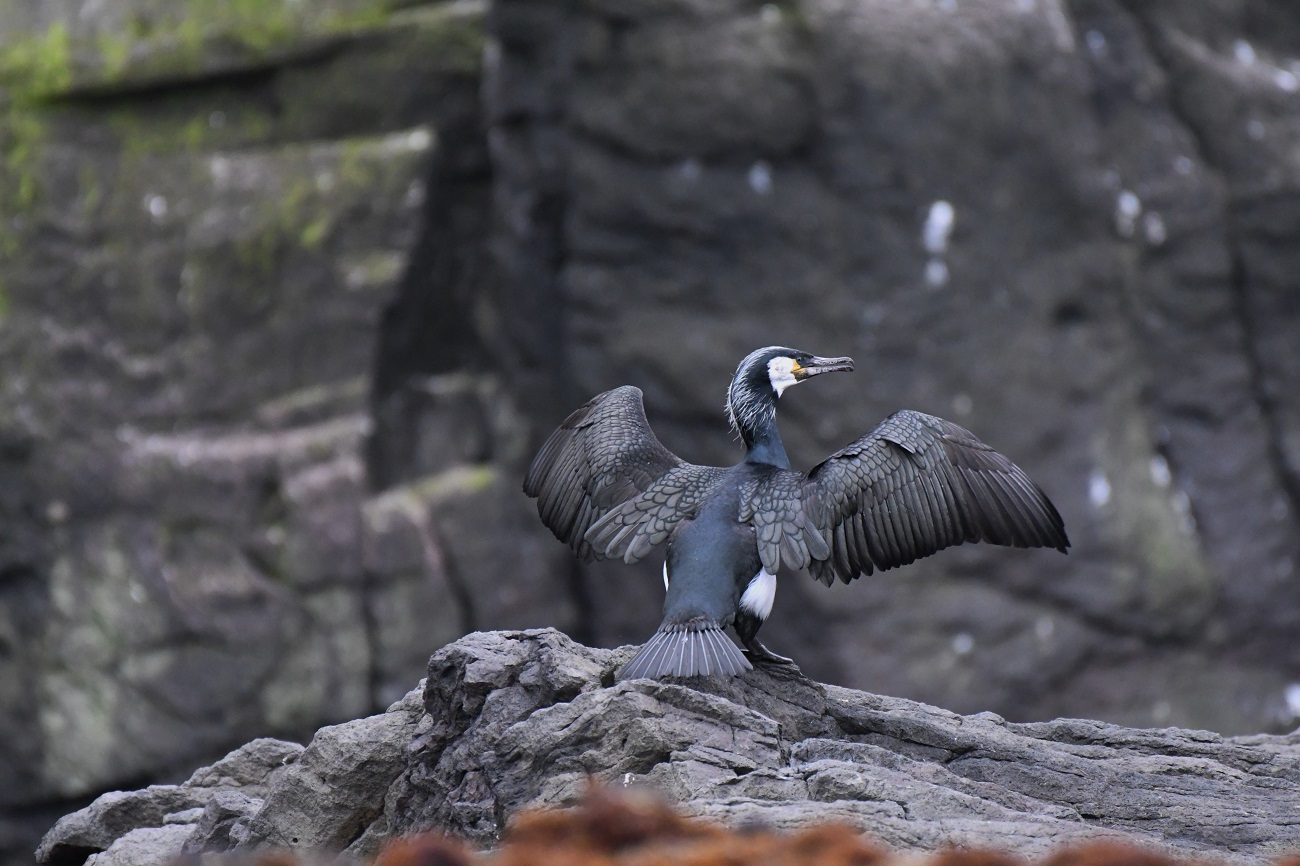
[37,738,303,866]
[38,631,1300,866]
[0,3,496,862]
[37,789,206,866]
[181,791,262,856]
[0,1,484,105]
[183,738,305,796]
[361,463,579,708]
[0,114,432,787]
[419,466,583,638]
[237,686,427,854]
[82,827,196,866]
[387,631,1300,861]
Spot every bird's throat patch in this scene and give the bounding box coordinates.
[767,357,800,396]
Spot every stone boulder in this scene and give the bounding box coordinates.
[38,630,1300,866]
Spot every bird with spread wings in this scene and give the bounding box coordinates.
[525,347,1069,680]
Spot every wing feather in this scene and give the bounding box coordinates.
[742,469,821,574]
[802,410,1069,583]
[524,386,724,562]
[589,462,729,563]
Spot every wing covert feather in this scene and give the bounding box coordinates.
[804,411,1069,586]
[587,463,728,563]
[741,471,830,574]
[523,386,723,562]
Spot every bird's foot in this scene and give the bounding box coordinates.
[741,638,795,666]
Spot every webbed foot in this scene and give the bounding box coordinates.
[741,637,795,666]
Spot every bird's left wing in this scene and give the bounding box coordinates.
[801,410,1069,586]
[524,385,726,563]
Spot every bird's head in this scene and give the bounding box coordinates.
[726,346,855,439]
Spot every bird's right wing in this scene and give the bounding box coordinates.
[524,385,726,563]
[801,410,1069,586]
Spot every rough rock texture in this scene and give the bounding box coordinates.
[37,737,303,866]
[37,631,1300,866]
[7,0,1300,864]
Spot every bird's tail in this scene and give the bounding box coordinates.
[617,620,752,680]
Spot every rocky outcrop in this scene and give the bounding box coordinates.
[37,631,1300,866]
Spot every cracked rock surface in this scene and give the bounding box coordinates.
[39,631,1300,866]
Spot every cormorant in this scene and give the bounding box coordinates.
[524,346,1069,680]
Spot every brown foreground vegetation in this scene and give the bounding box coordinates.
[345,787,1300,866]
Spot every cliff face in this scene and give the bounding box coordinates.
[0,3,548,860]
[4,0,1300,863]
[38,631,1300,866]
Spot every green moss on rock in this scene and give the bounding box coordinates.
[0,22,72,104]
[0,107,50,248]
[0,1,482,103]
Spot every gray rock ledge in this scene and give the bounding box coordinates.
[38,630,1300,866]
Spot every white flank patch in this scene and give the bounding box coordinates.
[662,560,669,591]
[767,357,799,396]
[740,569,777,620]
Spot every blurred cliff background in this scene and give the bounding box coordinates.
[1,0,1299,862]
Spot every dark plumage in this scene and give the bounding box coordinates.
[524,346,1069,680]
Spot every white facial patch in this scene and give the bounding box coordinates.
[767,356,800,396]
[740,569,777,620]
